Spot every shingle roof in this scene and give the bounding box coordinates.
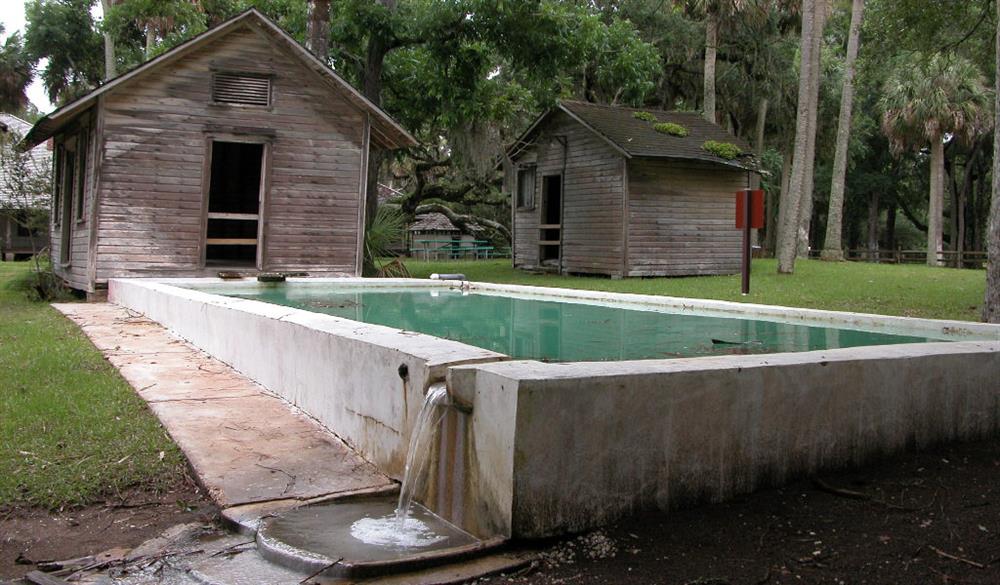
[0,114,51,208]
[512,101,758,171]
[409,212,459,232]
[22,9,417,151]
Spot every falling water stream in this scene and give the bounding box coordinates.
[348,384,454,549]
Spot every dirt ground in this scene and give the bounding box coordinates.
[0,476,215,581]
[503,438,1000,585]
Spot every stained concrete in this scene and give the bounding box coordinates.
[54,303,394,509]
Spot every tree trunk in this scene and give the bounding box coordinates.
[885,197,897,251]
[755,97,768,154]
[867,191,879,261]
[985,0,1000,320]
[305,0,331,61]
[821,0,864,261]
[100,0,117,79]
[766,151,791,256]
[360,6,396,275]
[703,11,718,123]
[145,27,156,58]
[777,0,817,273]
[796,0,828,259]
[927,135,945,266]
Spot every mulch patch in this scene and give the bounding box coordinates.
[0,476,215,581]
[510,438,1000,585]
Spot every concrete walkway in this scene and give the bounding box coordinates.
[54,303,395,511]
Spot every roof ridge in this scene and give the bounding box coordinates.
[559,100,705,118]
[23,9,415,150]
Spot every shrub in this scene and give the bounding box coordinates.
[702,140,742,160]
[632,111,657,122]
[653,122,689,137]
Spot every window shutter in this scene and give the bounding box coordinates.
[212,73,271,106]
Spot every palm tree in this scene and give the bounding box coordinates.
[820,0,865,261]
[776,0,819,273]
[681,0,756,123]
[881,54,992,266]
[0,27,32,112]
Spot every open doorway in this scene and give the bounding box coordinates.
[205,141,264,267]
[539,174,562,264]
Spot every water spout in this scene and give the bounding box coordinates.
[395,383,451,525]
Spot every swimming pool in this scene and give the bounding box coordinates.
[190,284,940,362]
[108,277,1000,539]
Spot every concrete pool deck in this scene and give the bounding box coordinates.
[53,303,396,513]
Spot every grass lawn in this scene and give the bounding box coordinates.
[403,258,987,322]
[0,262,185,509]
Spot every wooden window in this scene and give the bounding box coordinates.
[516,166,536,209]
[75,130,88,222]
[212,73,271,107]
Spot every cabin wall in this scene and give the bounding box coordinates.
[626,159,747,276]
[93,24,364,284]
[510,112,625,276]
[50,114,97,291]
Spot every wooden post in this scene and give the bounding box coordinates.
[742,188,752,295]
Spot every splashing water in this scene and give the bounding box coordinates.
[350,513,447,549]
[395,384,450,526]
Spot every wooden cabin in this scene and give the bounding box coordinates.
[407,212,477,260]
[23,9,415,294]
[503,101,758,277]
[0,114,51,260]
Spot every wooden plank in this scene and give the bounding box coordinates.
[25,571,72,585]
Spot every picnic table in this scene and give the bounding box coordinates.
[410,239,495,260]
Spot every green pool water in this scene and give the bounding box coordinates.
[192,285,940,362]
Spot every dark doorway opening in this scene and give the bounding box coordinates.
[205,141,264,267]
[539,175,562,263]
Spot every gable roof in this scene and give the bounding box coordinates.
[1,114,52,207]
[22,9,417,151]
[410,212,461,232]
[509,101,757,171]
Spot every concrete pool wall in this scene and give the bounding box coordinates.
[108,277,1000,539]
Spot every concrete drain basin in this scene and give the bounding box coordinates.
[256,496,503,578]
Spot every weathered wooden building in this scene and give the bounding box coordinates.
[1,114,51,260]
[23,9,415,293]
[504,101,758,277]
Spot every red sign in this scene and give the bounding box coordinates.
[736,189,765,229]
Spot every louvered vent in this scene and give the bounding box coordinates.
[212,73,271,106]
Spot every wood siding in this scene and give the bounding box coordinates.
[91,23,364,285]
[627,159,746,276]
[510,112,625,276]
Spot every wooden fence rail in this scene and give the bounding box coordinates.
[804,249,988,269]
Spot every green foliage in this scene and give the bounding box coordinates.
[0,26,33,112]
[402,258,987,322]
[880,53,992,151]
[364,205,407,266]
[702,140,742,159]
[653,122,689,137]
[633,111,657,122]
[0,263,186,508]
[24,0,105,104]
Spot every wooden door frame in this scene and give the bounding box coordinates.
[199,133,273,270]
[58,136,78,267]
